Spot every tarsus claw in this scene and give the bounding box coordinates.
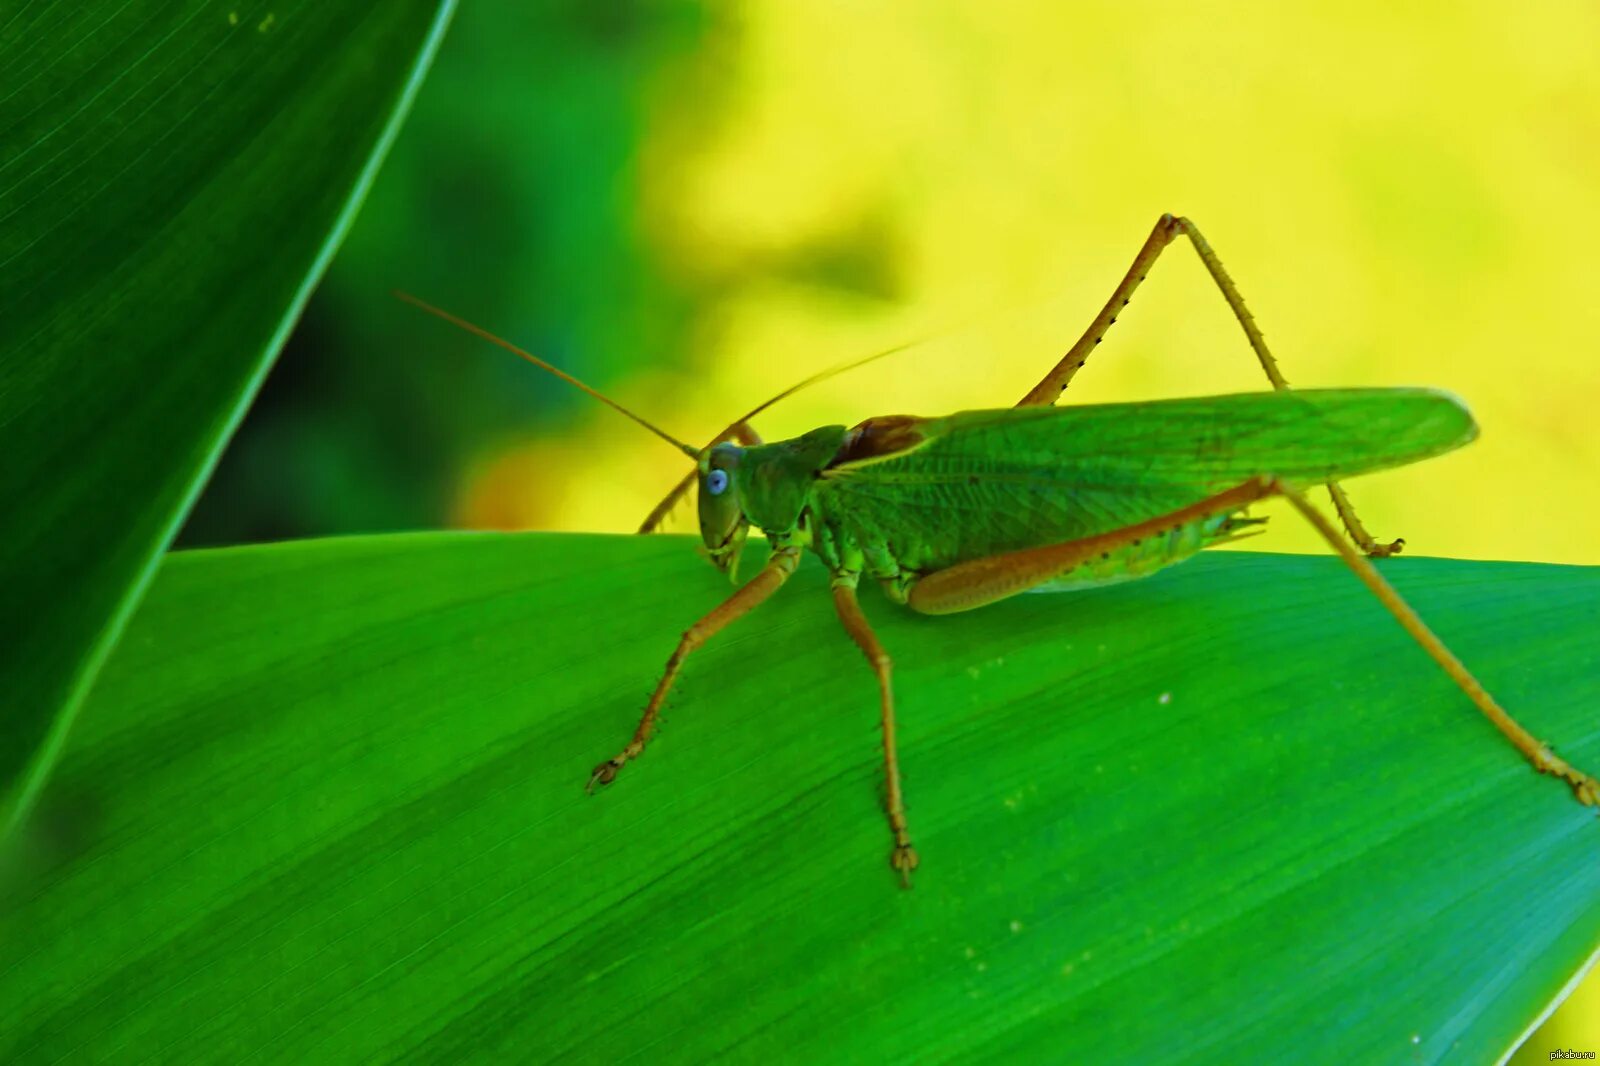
[891,843,919,889]
[1369,537,1404,558]
[586,759,622,794]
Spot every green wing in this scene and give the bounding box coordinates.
[815,388,1474,569]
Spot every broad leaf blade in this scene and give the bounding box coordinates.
[2,536,1596,1061]
[0,1,456,834]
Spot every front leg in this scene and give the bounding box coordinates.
[587,546,799,789]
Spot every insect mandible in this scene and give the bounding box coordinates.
[401,213,1600,887]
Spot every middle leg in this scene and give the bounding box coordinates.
[831,571,919,887]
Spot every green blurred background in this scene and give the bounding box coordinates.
[173,1,1600,1052]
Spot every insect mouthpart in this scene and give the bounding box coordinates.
[704,518,751,583]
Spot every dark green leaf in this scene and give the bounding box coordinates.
[0,1,456,833]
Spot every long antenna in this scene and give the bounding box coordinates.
[395,291,700,459]
[726,336,923,431]
[636,336,929,533]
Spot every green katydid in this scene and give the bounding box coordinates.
[399,213,1600,888]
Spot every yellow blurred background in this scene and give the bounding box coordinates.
[462,3,1600,574]
[185,2,1600,1053]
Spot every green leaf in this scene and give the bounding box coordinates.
[0,1,457,835]
[4,535,1596,1061]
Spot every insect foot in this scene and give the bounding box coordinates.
[1534,745,1600,807]
[1576,777,1600,808]
[586,757,627,794]
[1559,769,1600,808]
[892,843,920,889]
[1368,537,1405,558]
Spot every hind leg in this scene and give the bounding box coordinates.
[1017,214,1402,558]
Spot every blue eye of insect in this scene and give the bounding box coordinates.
[706,469,730,496]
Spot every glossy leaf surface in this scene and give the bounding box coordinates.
[3,534,1596,1062]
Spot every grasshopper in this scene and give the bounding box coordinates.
[401,214,1600,887]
